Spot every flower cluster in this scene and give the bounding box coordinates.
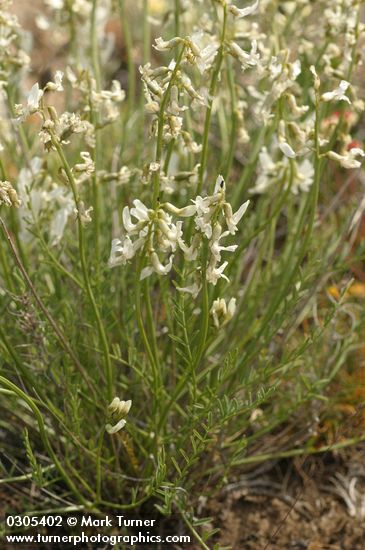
[106,398,132,435]
[140,61,203,154]
[109,176,249,292]
[109,198,194,278]
[0,180,21,208]
[190,176,250,285]
[0,1,30,91]
[252,141,314,195]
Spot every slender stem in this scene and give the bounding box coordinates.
[135,260,160,450]
[0,216,97,396]
[152,46,186,207]
[95,430,104,502]
[179,509,210,550]
[0,324,32,386]
[223,56,238,180]
[118,0,136,115]
[230,432,365,468]
[196,5,227,196]
[51,137,113,401]
[90,0,102,274]
[33,223,83,289]
[91,0,102,91]
[0,236,15,291]
[135,260,159,395]
[174,0,181,36]
[144,277,160,368]
[142,0,150,65]
[0,376,90,508]
[234,96,322,375]
[192,245,209,370]
[0,155,29,270]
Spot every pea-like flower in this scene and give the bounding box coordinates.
[322,81,351,104]
[0,181,21,208]
[106,398,132,434]
[210,297,237,328]
[228,0,259,19]
[327,148,365,169]
[193,175,249,239]
[27,83,44,111]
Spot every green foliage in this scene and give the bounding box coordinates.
[0,0,364,546]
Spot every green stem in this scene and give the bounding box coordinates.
[179,509,210,550]
[0,216,96,396]
[118,0,136,116]
[90,1,102,275]
[152,46,186,208]
[135,260,159,396]
[142,0,150,65]
[0,376,90,507]
[144,277,160,369]
[193,248,209,370]
[223,56,238,180]
[0,236,15,291]
[231,432,365,468]
[95,431,104,502]
[91,0,102,90]
[234,97,322,375]
[174,0,181,36]
[33,223,83,289]
[196,4,227,196]
[52,138,113,401]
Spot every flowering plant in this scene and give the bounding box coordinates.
[0,0,364,542]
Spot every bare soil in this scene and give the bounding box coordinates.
[200,447,365,550]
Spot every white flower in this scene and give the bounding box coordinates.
[252,141,314,195]
[309,65,320,90]
[279,141,296,159]
[109,198,195,277]
[165,203,197,217]
[330,474,365,520]
[177,226,200,261]
[48,189,74,246]
[292,159,314,194]
[210,297,237,328]
[106,397,132,434]
[46,70,64,92]
[229,0,259,18]
[223,200,250,234]
[196,43,219,73]
[108,397,132,416]
[230,40,260,70]
[106,419,126,434]
[75,201,93,225]
[27,83,43,111]
[210,223,238,260]
[95,80,125,103]
[286,94,309,117]
[176,282,202,298]
[73,151,95,175]
[122,199,150,234]
[45,0,64,7]
[153,36,183,51]
[321,80,351,103]
[327,148,365,169]
[206,261,229,285]
[0,181,20,208]
[149,251,174,277]
[108,236,137,267]
[187,33,219,74]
